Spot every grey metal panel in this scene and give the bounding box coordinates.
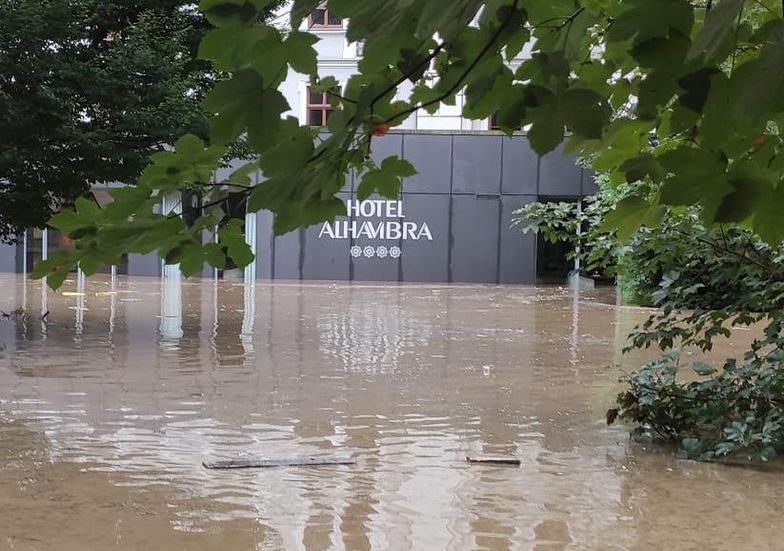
[399,194,449,282]
[402,134,452,194]
[538,144,582,197]
[450,195,500,283]
[302,192,351,280]
[452,135,502,195]
[302,224,351,280]
[501,136,539,195]
[15,242,24,273]
[255,209,275,279]
[272,228,302,280]
[581,168,599,195]
[370,133,403,164]
[499,196,537,284]
[128,253,160,277]
[0,243,16,272]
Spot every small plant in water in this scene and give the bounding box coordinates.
[605,224,784,461]
[609,345,784,461]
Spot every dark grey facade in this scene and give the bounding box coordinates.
[0,131,592,285]
[254,132,593,285]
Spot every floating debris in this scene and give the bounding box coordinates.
[203,457,356,470]
[466,456,521,466]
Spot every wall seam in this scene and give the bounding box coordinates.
[447,135,455,283]
[397,135,405,282]
[496,137,504,284]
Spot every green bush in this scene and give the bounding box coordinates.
[514,185,784,460]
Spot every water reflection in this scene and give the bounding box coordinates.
[315,285,447,375]
[161,263,183,341]
[0,274,782,550]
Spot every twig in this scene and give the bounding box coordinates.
[369,42,447,110]
[384,0,522,125]
[671,227,776,276]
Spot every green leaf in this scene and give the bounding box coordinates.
[560,88,611,139]
[218,222,254,268]
[49,210,90,235]
[204,243,227,269]
[202,70,289,151]
[505,28,530,61]
[687,0,745,62]
[285,31,319,75]
[199,26,283,73]
[356,156,416,201]
[226,161,258,187]
[528,113,565,155]
[30,251,76,290]
[78,252,104,277]
[494,85,527,132]
[259,123,315,177]
[620,153,664,182]
[658,147,731,207]
[678,68,720,114]
[179,242,206,276]
[737,22,784,127]
[199,0,265,28]
[607,0,694,43]
[310,75,339,94]
[600,195,664,241]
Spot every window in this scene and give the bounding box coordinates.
[308,5,342,28]
[489,113,524,132]
[307,86,338,127]
[489,113,500,130]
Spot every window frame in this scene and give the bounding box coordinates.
[488,113,501,131]
[306,86,336,127]
[308,6,343,29]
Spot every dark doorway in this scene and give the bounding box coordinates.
[535,197,577,284]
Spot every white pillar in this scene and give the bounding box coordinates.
[244,211,257,282]
[574,198,582,275]
[22,231,28,277]
[160,193,183,340]
[41,228,48,262]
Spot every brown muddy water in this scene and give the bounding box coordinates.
[0,273,781,550]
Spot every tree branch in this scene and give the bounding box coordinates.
[369,42,447,110]
[383,0,521,125]
[672,227,777,276]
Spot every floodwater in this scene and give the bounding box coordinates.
[0,273,781,551]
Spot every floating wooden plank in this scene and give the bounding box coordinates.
[203,457,356,470]
[466,456,521,466]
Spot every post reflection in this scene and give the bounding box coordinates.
[240,275,255,355]
[159,263,183,341]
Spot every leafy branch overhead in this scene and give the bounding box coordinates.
[38,0,784,287]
